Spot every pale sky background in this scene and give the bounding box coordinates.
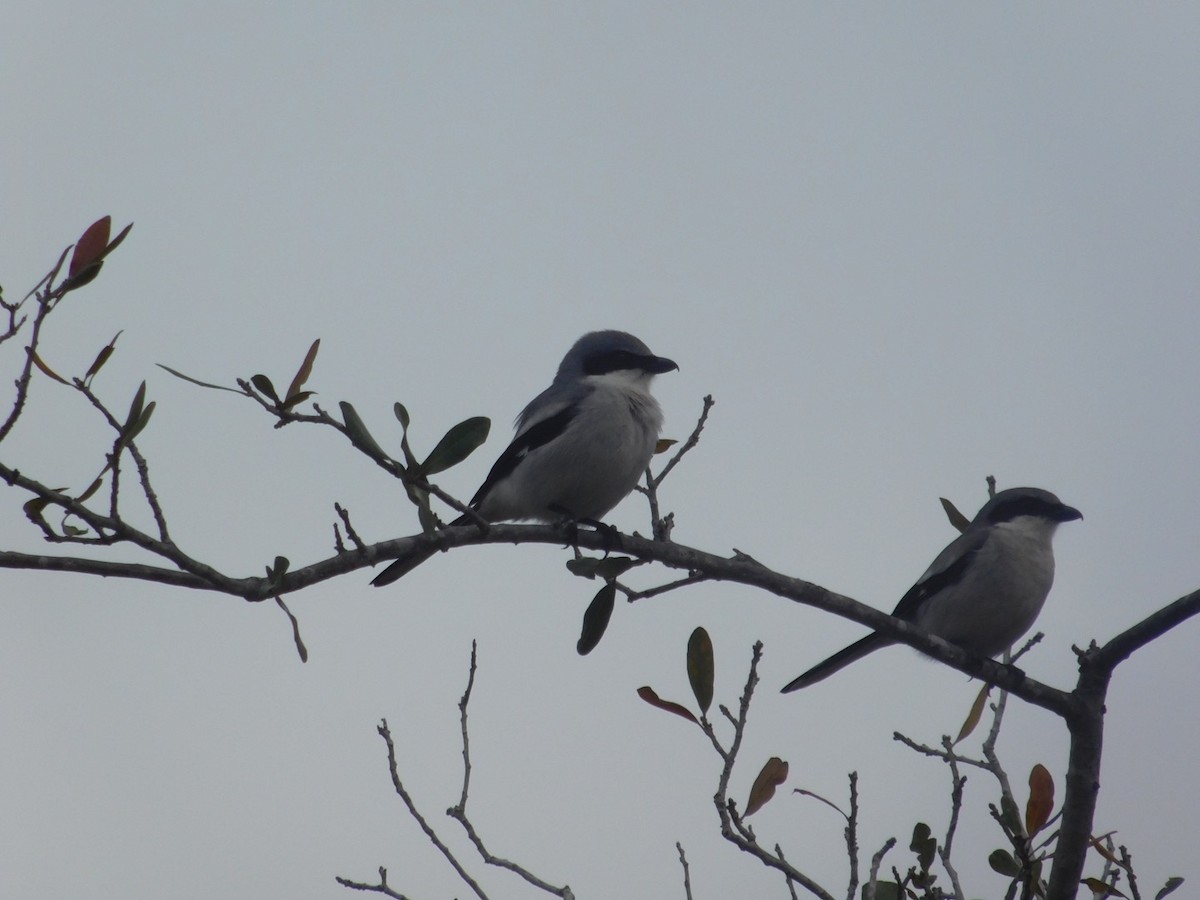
[3,5,1198,899]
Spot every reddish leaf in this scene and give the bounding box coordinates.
[1026,763,1055,836]
[636,686,698,726]
[84,331,123,382]
[285,338,320,401]
[745,756,789,816]
[792,787,848,820]
[70,216,111,278]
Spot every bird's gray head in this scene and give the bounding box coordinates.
[554,330,678,384]
[975,487,1083,528]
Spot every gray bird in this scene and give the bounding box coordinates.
[372,330,677,586]
[781,487,1082,692]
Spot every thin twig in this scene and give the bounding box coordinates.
[375,719,490,900]
[676,843,693,900]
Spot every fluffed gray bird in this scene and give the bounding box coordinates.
[781,487,1082,692]
[372,330,677,587]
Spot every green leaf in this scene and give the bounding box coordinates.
[566,555,639,581]
[744,756,788,816]
[686,626,714,713]
[636,686,698,726]
[285,338,320,402]
[910,822,936,870]
[340,402,389,460]
[577,583,616,655]
[156,363,244,394]
[123,401,155,444]
[123,381,147,432]
[393,402,410,430]
[988,848,1022,877]
[999,794,1023,837]
[76,476,105,503]
[420,416,491,476]
[251,374,280,403]
[392,403,418,469]
[265,556,290,591]
[408,484,437,534]
[1156,877,1185,899]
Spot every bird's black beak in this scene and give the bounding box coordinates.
[1058,504,1083,523]
[642,354,679,374]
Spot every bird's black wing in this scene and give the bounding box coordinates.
[889,527,989,621]
[451,403,581,523]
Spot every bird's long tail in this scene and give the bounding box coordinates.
[780,632,892,693]
[370,547,438,587]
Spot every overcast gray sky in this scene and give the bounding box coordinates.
[3,5,1198,898]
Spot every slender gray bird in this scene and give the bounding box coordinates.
[372,330,677,587]
[781,487,1082,692]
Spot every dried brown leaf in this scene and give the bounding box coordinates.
[1026,763,1055,837]
[745,756,789,816]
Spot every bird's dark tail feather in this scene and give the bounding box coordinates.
[780,632,892,693]
[370,547,438,587]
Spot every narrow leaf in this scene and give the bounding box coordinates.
[1088,835,1122,866]
[285,338,320,402]
[280,390,315,411]
[988,849,1022,877]
[421,416,491,476]
[340,402,388,459]
[955,682,992,744]
[745,756,789,816]
[636,686,699,726]
[124,381,147,432]
[70,216,112,278]
[792,787,848,820]
[251,374,280,403]
[31,351,70,385]
[84,331,123,381]
[1156,877,1185,899]
[940,497,971,533]
[156,363,244,394]
[23,496,53,522]
[392,402,419,469]
[999,794,1023,837]
[76,476,105,503]
[105,221,134,256]
[686,626,715,713]
[1026,764,1055,837]
[577,583,616,655]
[275,596,308,663]
[654,438,677,454]
[1081,879,1127,899]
